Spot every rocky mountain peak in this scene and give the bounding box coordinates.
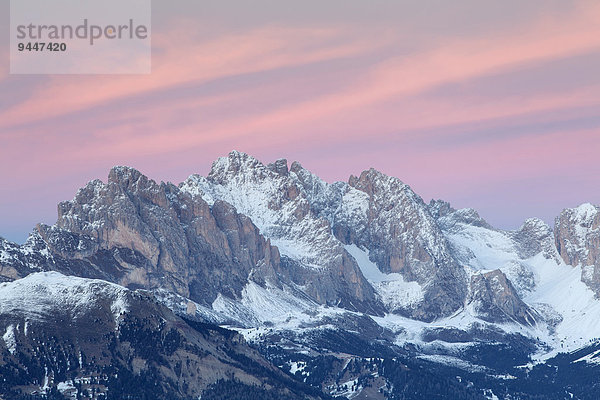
[17,166,293,312]
[348,168,409,199]
[289,160,303,173]
[555,204,600,264]
[437,207,491,230]
[572,203,599,222]
[509,217,561,262]
[519,218,552,240]
[207,150,268,184]
[289,165,470,320]
[108,165,144,185]
[181,154,385,315]
[428,199,456,219]
[267,158,289,176]
[555,203,600,293]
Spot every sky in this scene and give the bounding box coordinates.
[1,0,599,243]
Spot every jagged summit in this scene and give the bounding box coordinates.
[108,165,144,182]
[428,199,455,219]
[267,158,289,176]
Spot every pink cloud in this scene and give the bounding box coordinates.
[0,24,385,129]
[219,3,600,137]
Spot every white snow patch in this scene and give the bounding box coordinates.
[0,249,12,263]
[573,203,598,224]
[240,281,314,322]
[42,367,50,391]
[573,349,600,365]
[3,324,17,354]
[331,377,362,399]
[110,292,129,325]
[446,225,517,271]
[271,238,323,269]
[57,380,77,397]
[289,361,306,375]
[417,354,488,372]
[212,281,316,330]
[345,244,424,308]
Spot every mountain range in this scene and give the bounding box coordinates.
[1,150,599,399]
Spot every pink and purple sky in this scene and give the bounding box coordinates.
[1,0,600,243]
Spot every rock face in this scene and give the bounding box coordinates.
[555,203,600,293]
[287,165,469,321]
[2,166,287,309]
[468,269,538,326]
[180,152,474,321]
[344,169,467,320]
[512,218,562,263]
[0,272,319,399]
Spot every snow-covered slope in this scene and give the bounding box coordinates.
[0,272,318,400]
[434,206,600,356]
[0,272,129,325]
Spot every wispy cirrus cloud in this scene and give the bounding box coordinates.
[0,24,386,128]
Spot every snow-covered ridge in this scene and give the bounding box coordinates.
[571,203,599,225]
[0,271,128,321]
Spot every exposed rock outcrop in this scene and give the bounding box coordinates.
[555,203,600,293]
[468,269,539,326]
[2,166,286,309]
[290,164,468,321]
